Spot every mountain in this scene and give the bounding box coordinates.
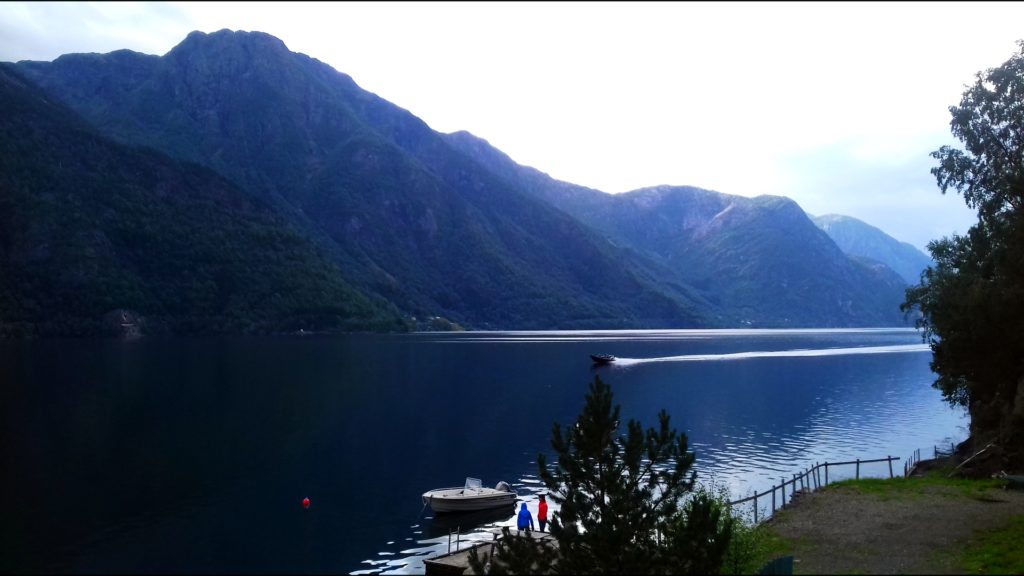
[812,214,933,285]
[0,64,406,337]
[12,29,712,331]
[5,29,917,333]
[445,131,910,327]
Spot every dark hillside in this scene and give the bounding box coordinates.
[0,64,405,337]
[445,131,909,327]
[16,30,712,329]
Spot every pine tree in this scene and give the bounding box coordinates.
[470,375,732,574]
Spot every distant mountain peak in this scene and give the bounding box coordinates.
[812,213,932,285]
[43,47,157,71]
[173,28,291,52]
[165,28,297,74]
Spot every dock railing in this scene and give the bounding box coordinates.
[726,455,901,524]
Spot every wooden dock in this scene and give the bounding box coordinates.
[424,530,557,575]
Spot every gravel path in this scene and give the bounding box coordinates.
[763,480,1024,574]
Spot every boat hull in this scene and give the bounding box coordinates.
[422,488,518,513]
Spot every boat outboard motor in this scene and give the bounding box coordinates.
[495,481,513,493]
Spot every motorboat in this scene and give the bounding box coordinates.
[422,477,517,513]
[590,354,616,365]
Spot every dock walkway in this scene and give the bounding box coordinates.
[424,530,557,575]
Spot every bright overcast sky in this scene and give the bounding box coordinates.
[3,1,1023,251]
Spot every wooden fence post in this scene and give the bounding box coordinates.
[772,485,776,513]
[825,462,829,486]
[888,456,894,478]
[753,494,758,523]
[781,477,786,505]
[856,458,860,480]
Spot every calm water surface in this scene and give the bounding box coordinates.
[0,329,967,574]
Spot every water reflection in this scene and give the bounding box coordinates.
[421,505,515,540]
[352,331,965,575]
[0,330,966,575]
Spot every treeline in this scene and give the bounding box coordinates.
[902,40,1024,473]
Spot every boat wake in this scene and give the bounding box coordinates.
[609,344,930,367]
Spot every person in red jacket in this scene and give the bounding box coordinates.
[538,493,548,532]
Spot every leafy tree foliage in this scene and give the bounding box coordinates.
[469,375,733,574]
[903,40,1024,471]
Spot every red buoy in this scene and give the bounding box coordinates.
[302,497,310,509]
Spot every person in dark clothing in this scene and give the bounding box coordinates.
[517,501,535,533]
[537,494,548,532]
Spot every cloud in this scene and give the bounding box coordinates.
[0,2,191,62]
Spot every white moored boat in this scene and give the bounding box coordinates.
[422,477,517,513]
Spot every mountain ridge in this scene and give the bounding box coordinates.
[13,29,715,331]
[812,214,933,285]
[0,63,407,337]
[6,29,918,333]
[443,131,910,327]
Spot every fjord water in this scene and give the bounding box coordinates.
[0,330,966,574]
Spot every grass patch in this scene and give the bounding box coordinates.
[957,515,1024,574]
[707,480,794,574]
[723,523,794,575]
[827,471,1007,501]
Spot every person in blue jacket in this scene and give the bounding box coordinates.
[516,501,535,533]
